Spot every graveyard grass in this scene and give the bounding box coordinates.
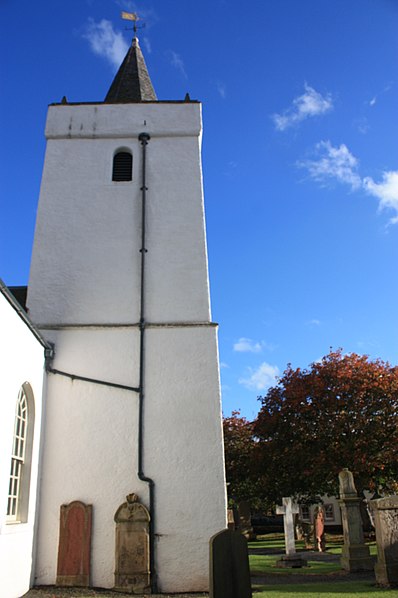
[249,534,377,576]
[250,534,397,597]
[252,581,397,597]
[250,552,342,575]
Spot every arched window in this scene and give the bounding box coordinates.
[112,151,133,181]
[6,384,35,523]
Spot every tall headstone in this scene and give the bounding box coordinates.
[276,497,307,568]
[114,493,150,594]
[338,468,373,572]
[56,501,92,587]
[209,529,252,598]
[371,495,398,587]
[237,501,255,540]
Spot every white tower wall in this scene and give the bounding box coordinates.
[28,101,227,592]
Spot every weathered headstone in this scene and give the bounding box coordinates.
[276,497,307,568]
[371,495,398,587]
[114,493,151,594]
[338,468,373,572]
[314,505,326,552]
[56,501,92,587]
[296,520,314,549]
[209,529,252,598]
[227,508,237,530]
[237,501,255,540]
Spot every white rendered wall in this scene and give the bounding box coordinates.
[0,293,45,598]
[28,101,227,591]
[28,103,211,326]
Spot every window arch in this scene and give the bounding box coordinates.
[112,150,133,181]
[6,383,35,523]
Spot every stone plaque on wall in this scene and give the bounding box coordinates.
[114,493,151,594]
[56,501,92,587]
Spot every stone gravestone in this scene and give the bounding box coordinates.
[338,468,373,572]
[114,493,151,594]
[209,529,252,598]
[371,495,398,587]
[237,501,255,540]
[227,508,237,530]
[296,520,313,549]
[276,497,307,568]
[56,501,92,587]
[314,505,326,552]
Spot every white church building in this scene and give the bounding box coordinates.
[0,37,227,596]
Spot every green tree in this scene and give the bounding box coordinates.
[253,349,398,504]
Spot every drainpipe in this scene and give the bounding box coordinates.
[137,132,156,593]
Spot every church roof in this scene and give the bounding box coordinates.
[104,37,157,103]
[0,279,53,356]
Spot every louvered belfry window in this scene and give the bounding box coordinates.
[112,151,133,181]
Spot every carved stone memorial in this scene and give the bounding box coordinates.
[276,497,307,568]
[338,468,373,572]
[209,528,252,598]
[56,500,92,587]
[371,495,398,587]
[114,493,151,594]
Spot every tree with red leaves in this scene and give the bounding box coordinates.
[253,349,398,505]
[223,411,261,506]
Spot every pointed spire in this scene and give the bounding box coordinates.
[105,38,157,103]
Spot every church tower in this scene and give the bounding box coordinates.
[27,37,227,592]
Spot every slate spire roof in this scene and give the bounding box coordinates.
[105,37,157,103]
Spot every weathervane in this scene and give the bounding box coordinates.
[121,10,146,35]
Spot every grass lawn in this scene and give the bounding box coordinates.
[250,552,342,576]
[249,533,344,576]
[252,581,398,597]
[248,534,398,597]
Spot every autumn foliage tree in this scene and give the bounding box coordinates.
[253,349,398,504]
[223,411,260,506]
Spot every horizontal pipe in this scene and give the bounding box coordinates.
[47,367,139,392]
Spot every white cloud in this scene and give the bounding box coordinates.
[233,338,264,353]
[239,362,280,391]
[168,50,187,78]
[363,171,398,221]
[307,319,321,326]
[298,140,398,223]
[368,84,392,108]
[272,84,333,131]
[83,19,128,68]
[142,37,152,54]
[355,117,370,135]
[217,81,226,99]
[220,362,230,369]
[298,140,362,190]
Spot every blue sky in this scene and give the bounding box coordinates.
[1,0,398,420]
